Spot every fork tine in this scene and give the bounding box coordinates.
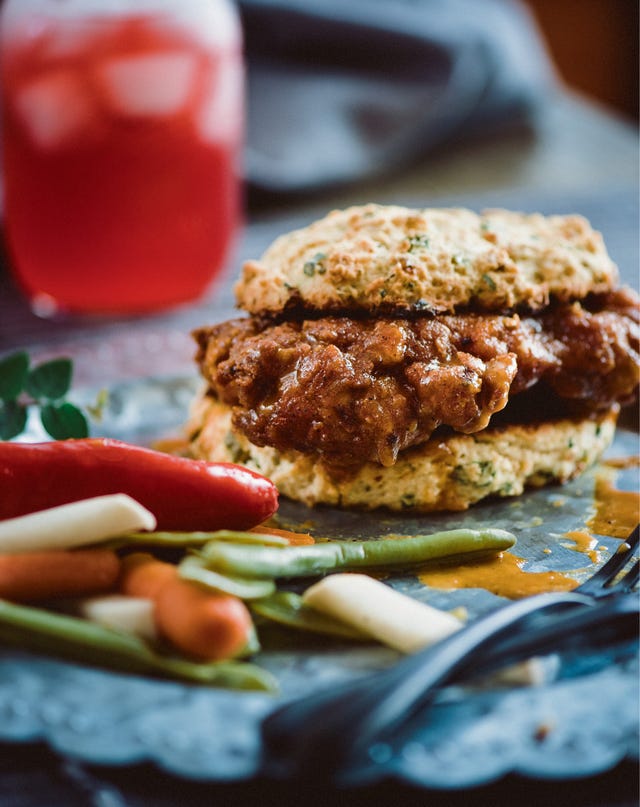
[625,523,640,553]
[577,524,639,595]
[618,560,639,592]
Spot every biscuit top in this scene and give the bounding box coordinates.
[235,204,618,315]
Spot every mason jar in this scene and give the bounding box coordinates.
[0,0,244,315]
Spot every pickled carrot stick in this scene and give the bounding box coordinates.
[120,554,253,661]
[154,577,254,662]
[120,553,176,599]
[0,549,120,602]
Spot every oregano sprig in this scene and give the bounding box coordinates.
[0,351,99,440]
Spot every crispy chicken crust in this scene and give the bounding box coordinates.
[194,289,639,469]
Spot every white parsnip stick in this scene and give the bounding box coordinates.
[303,573,464,654]
[0,494,156,554]
[79,595,157,640]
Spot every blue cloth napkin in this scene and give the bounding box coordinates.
[239,0,554,194]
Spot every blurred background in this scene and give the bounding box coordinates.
[236,0,639,205]
[1,0,637,208]
[524,0,638,121]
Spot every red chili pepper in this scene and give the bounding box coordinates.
[0,438,278,531]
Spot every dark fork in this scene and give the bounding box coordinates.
[261,525,639,780]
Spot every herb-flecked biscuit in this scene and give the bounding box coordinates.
[186,395,617,512]
[236,204,618,315]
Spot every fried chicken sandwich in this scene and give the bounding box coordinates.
[187,204,639,511]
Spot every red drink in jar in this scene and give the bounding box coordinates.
[0,0,243,315]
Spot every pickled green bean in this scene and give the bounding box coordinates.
[251,592,370,640]
[200,528,516,579]
[0,599,277,691]
[119,529,289,548]
[179,556,276,600]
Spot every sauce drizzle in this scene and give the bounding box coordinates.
[588,475,640,539]
[603,455,640,470]
[564,530,602,564]
[418,551,578,600]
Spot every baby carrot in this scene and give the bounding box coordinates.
[120,554,254,661]
[155,577,254,662]
[0,549,120,602]
[120,553,176,599]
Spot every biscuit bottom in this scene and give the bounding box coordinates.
[186,395,618,512]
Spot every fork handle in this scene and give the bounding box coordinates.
[261,591,594,778]
[262,593,639,780]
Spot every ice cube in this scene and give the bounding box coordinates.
[197,55,243,144]
[97,52,197,117]
[42,25,91,59]
[14,69,95,149]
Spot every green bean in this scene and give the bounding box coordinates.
[208,530,290,547]
[0,599,277,692]
[251,592,370,640]
[200,528,516,579]
[118,529,289,548]
[179,556,276,600]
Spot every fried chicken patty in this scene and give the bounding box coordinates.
[194,288,640,470]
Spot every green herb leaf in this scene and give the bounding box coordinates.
[482,273,497,291]
[27,358,73,401]
[0,351,29,401]
[0,400,28,440]
[407,235,430,252]
[40,402,89,439]
[302,252,327,278]
[0,352,96,441]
